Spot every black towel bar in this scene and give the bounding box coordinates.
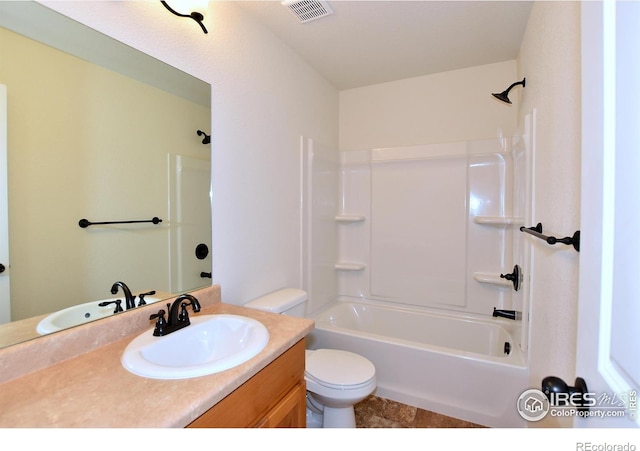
[520,223,580,252]
[79,217,163,228]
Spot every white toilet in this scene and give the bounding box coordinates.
[245,288,376,428]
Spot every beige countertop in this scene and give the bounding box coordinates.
[0,286,314,427]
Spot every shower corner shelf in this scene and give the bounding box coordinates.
[473,272,512,288]
[335,214,366,223]
[473,216,524,226]
[334,262,366,271]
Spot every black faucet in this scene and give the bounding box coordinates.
[111,281,136,310]
[492,308,522,321]
[150,294,201,337]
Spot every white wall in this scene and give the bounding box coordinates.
[41,1,339,305]
[517,1,582,427]
[339,60,518,151]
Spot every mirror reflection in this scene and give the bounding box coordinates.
[0,2,212,347]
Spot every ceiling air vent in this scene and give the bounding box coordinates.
[282,0,334,24]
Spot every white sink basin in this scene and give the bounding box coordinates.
[121,314,270,380]
[36,296,163,334]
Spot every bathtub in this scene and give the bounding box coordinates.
[306,299,529,427]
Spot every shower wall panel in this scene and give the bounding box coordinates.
[370,156,468,307]
[301,137,340,316]
[337,139,517,317]
[336,150,370,298]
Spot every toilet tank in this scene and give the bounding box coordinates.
[244,288,307,317]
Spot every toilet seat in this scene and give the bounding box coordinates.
[305,349,376,390]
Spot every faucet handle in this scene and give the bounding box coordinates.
[137,290,157,306]
[150,309,167,336]
[98,299,123,314]
[178,303,191,324]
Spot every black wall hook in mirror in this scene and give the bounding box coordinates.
[197,130,210,144]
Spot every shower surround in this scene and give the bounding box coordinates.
[337,139,526,318]
[302,137,530,427]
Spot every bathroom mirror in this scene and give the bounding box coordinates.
[0,2,212,347]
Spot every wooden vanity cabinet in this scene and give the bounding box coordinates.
[187,339,307,428]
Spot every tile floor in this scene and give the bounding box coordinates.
[354,395,485,428]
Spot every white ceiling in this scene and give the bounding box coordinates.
[237,1,533,90]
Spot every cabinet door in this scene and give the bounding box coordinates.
[187,339,306,428]
[255,382,306,428]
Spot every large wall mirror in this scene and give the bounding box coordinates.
[0,2,212,348]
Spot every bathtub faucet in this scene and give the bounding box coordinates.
[492,308,522,321]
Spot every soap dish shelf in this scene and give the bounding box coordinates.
[473,272,512,288]
[335,215,366,223]
[335,262,366,271]
[473,216,524,226]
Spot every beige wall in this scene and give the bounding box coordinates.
[339,60,518,150]
[517,1,582,427]
[1,26,210,319]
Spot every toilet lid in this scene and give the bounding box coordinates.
[305,349,375,387]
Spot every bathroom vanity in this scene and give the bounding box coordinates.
[0,286,314,427]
